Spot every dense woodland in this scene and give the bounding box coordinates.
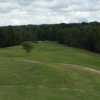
[0,21,100,53]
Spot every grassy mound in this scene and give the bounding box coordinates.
[0,42,100,100]
[0,42,100,70]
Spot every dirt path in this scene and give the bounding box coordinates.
[63,63,100,74]
[2,58,100,74]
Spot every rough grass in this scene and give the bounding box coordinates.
[0,42,100,70]
[0,58,100,100]
[0,42,100,100]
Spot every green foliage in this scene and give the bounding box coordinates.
[0,27,7,47]
[1,22,100,54]
[22,41,33,56]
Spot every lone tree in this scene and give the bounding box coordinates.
[22,41,33,56]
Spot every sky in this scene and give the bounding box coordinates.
[0,0,100,26]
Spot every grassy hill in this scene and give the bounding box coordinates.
[0,41,100,70]
[0,41,100,100]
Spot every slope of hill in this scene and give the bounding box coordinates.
[0,41,100,70]
[0,42,100,100]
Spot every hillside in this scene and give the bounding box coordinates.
[0,41,100,70]
[0,42,100,100]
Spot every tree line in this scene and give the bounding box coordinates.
[0,21,100,53]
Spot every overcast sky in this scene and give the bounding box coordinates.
[0,0,100,26]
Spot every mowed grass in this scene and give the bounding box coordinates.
[0,41,100,70]
[0,58,100,100]
[0,42,100,100]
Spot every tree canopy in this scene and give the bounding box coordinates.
[22,41,33,56]
[0,22,100,53]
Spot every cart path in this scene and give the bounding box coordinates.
[2,58,100,74]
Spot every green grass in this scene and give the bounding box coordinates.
[0,41,100,100]
[0,58,100,100]
[0,42,100,70]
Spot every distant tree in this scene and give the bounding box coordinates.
[31,29,37,43]
[7,25,17,46]
[22,41,33,56]
[0,27,7,47]
[20,30,32,42]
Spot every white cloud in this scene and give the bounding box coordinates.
[0,0,100,26]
